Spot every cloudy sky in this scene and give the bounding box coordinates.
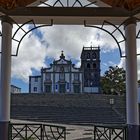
[8,22,140,92]
[1,0,140,92]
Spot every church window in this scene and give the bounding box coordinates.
[74,73,79,80]
[45,85,51,93]
[87,53,90,59]
[93,63,96,68]
[60,66,64,72]
[74,85,80,93]
[56,84,58,90]
[33,87,37,92]
[46,73,51,80]
[87,63,90,69]
[92,52,96,59]
[59,73,65,80]
[67,83,69,89]
[94,74,98,80]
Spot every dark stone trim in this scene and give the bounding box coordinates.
[11,85,21,90]
[127,124,139,140]
[124,17,137,29]
[6,7,131,17]
[30,75,41,78]
[1,16,13,25]
[0,121,10,140]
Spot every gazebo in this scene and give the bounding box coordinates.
[0,0,139,140]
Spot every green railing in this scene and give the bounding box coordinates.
[9,123,66,140]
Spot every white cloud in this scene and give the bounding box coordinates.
[11,25,47,82]
[10,24,126,82]
[1,21,140,83]
[39,25,119,59]
[118,58,125,69]
[116,23,140,80]
[118,39,140,80]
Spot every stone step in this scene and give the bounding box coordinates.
[11,105,126,125]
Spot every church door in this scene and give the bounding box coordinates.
[74,85,80,93]
[45,85,52,93]
[59,84,66,93]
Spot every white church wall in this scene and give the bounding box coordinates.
[65,73,69,82]
[55,73,59,82]
[30,48,100,94]
[55,83,59,93]
[84,87,99,93]
[46,68,53,72]
[71,84,74,93]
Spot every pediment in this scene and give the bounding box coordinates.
[56,59,69,64]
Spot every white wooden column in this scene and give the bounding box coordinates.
[125,17,139,140]
[0,16,13,140]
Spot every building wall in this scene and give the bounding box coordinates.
[81,47,100,93]
[84,87,99,93]
[29,76,41,93]
[29,48,100,94]
[11,85,21,94]
[41,64,82,94]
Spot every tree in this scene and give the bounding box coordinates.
[101,66,126,95]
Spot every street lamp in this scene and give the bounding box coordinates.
[109,98,114,106]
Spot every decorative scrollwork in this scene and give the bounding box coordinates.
[9,123,66,140]
[94,125,127,140]
[11,19,53,56]
[40,0,97,7]
[136,26,140,56]
[84,20,126,58]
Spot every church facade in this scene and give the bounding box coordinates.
[29,47,100,93]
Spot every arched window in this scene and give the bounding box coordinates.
[60,66,64,72]
[92,52,96,59]
[87,63,90,68]
[59,73,65,80]
[87,53,90,59]
[93,63,96,68]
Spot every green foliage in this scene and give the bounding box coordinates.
[101,66,126,95]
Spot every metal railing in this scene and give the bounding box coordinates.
[9,122,127,140]
[9,123,66,140]
[93,124,127,140]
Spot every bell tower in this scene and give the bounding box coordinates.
[81,46,100,93]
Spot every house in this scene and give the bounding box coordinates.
[11,85,21,94]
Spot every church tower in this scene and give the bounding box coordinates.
[81,46,100,93]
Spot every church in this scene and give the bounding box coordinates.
[29,47,100,93]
